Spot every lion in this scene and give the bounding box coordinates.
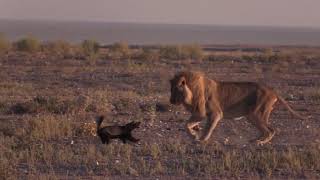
[169,71,307,145]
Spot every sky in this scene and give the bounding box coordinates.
[1,0,320,27]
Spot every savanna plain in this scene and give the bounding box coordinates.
[0,36,320,179]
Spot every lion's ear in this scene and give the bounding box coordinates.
[179,76,186,86]
[181,79,186,86]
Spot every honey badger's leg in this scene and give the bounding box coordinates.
[100,135,110,144]
[121,137,127,144]
[127,134,140,142]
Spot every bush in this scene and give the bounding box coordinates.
[159,45,182,60]
[137,48,159,61]
[81,39,100,64]
[109,42,131,59]
[43,40,73,58]
[15,36,40,52]
[81,39,99,56]
[0,34,11,53]
[182,44,204,60]
[159,44,203,60]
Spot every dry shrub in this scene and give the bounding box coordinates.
[159,45,182,60]
[182,44,204,60]
[137,48,159,61]
[81,39,100,64]
[0,33,11,54]
[42,40,74,58]
[109,42,131,60]
[159,44,203,60]
[81,39,99,56]
[15,36,40,52]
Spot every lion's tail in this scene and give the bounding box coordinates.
[277,95,308,120]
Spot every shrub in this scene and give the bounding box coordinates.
[137,48,159,61]
[263,48,274,57]
[43,40,73,58]
[15,36,40,52]
[182,44,204,60]
[159,45,182,60]
[81,39,100,64]
[159,44,203,60]
[0,34,11,53]
[81,39,99,56]
[109,42,131,59]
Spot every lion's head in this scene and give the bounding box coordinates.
[169,71,207,115]
[170,72,193,105]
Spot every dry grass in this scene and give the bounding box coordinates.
[0,42,319,179]
[14,36,41,52]
[305,88,320,102]
[42,40,75,59]
[109,42,131,60]
[0,33,11,54]
[159,44,203,60]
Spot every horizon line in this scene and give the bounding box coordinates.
[1,17,320,30]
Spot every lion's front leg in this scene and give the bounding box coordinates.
[186,115,204,141]
[200,112,223,142]
[186,121,201,140]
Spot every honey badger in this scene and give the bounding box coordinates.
[95,116,140,144]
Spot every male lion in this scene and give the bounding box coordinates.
[169,71,307,145]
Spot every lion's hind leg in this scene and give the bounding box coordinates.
[256,129,275,145]
[248,114,273,145]
[250,95,277,145]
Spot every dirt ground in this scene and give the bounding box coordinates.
[1,46,320,179]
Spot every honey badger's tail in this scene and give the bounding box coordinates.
[277,95,308,120]
[95,116,104,131]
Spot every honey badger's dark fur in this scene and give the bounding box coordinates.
[95,116,140,144]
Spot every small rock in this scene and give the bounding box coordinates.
[129,167,139,176]
[224,137,229,145]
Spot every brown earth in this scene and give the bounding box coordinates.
[0,47,320,179]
